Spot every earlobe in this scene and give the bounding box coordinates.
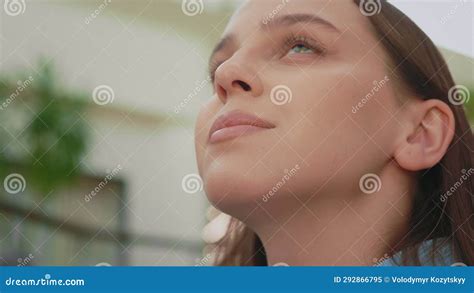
[394,99,455,171]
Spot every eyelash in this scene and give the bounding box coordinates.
[281,34,327,56]
[209,34,326,82]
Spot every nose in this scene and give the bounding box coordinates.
[213,55,264,104]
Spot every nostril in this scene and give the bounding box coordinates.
[233,80,251,92]
[216,84,227,102]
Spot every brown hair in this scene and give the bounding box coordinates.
[212,0,474,266]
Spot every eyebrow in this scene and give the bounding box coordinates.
[262,13,340,32]
[208,13,339,73]
[210,34,235,61]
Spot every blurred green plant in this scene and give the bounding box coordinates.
[0,61,89,195]
[462,88,474,123]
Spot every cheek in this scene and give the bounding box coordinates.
[195,64,400,213]
[277,72,399,194]
[194,100,219,176]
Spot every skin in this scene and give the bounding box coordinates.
[194,0,455,265]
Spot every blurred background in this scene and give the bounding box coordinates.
[0,0,472,266]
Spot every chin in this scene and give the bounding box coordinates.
[202,162,275,218]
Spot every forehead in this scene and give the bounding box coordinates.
[223,0,367,36]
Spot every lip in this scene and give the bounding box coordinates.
[208,110,276,144]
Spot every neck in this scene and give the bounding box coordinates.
[245,165,414,266]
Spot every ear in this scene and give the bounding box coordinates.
[394,99,455,171]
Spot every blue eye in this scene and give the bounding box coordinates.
[283,35,326,57]
[289,44,314,54]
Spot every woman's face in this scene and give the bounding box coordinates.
[195,0,403,219]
